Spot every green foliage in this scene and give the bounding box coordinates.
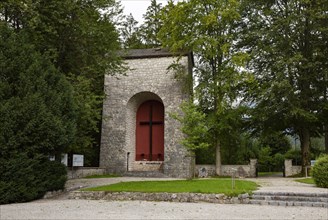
[171,102,210,152]
[0,153,67,204]
[258,146,286,172]
[119,0,165,49]
[272,153,285,171]
[310,137,326,159]
[0,23,70,204]
[258,133,291,155]
[285,149,302,165]
[159,0,249,171]
[312,154,328,188]
[239,0,328,168]
[139,0,163,47]
[0,24,76,158]
[196,147,216,165]
[119,13,144,49]
[68,75,103,166]
[1,0,125,166]
[84,179,258,197]
[258,147,273,171]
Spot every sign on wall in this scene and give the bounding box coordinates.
[73,154,84,167]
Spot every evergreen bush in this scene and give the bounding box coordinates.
[312,154,328,188]
[0,153,67,204]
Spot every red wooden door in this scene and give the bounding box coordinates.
[136,100,164,161]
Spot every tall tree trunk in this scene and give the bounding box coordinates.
[325,126,328,154]
[299,128,310,175]
[215,139,221,176]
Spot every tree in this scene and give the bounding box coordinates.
[0,0,125,165]
[119,13,144,49]
[171,101,210,152]
[139,0,163,48]
[239,0,328,171]
[0,23,76,159]
[159,0,247,175]
[258,132,292,155]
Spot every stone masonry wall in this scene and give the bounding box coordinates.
[100,55,193,178]
[284,159,302,177]
[195,159,257,178]
[69,191,251,204]
[67,167,106,179]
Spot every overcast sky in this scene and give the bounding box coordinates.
[120,0,175,23]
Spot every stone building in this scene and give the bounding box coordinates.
[100,48,194,178]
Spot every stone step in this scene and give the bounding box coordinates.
[253,191,328,198]
[250,191,328,208]
[250,200,328,208]
[252,195,328,203]
[124,171,167,178]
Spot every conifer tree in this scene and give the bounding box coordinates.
[239,0,328,169]
[139,0,163,48]
[120,13,144,49]
[0,0,125,165]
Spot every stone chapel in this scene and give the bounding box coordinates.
[100,48,194,178]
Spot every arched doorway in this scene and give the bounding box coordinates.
[136,100,164,161]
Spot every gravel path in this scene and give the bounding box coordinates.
[252,177,328,193]
[1,199,327,220]
[1,177,327,220]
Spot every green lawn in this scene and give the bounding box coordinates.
[295,178,315,185]
[84,174,120,179]
[84,179,258,196]
[258,172,282,177]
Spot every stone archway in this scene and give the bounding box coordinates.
[125,92,164,171]
[100,49,194,177]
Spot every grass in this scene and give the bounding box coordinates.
[84,174,120,179]
[258,172,282,177]
[295,178,315,185]
[83,179,258,197]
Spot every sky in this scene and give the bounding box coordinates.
[120,0,174,23]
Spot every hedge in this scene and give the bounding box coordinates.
[312,154,328,188]
[0,153,67,204]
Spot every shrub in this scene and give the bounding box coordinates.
[0,153,67,204]
[284,149,302,165]
[312,154,328,188]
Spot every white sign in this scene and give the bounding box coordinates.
[73,154,84,167]
[61,154,68,166]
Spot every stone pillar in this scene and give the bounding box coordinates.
[249,159,258,177]
[284,159,292,177]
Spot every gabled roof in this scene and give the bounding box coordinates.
[120,48,191,59]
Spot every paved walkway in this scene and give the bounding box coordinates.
[251,177,328,193]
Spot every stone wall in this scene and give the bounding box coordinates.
[100,50,193,178]
[69,191,250,204]
[130,161,163,172]
[196,159,257,178]
[67,167,106,179]
[284,159,302,177]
